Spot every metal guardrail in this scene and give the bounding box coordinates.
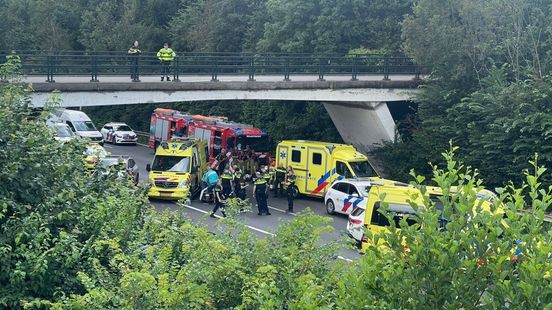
[0,50,424,83]
[134,131,150,145]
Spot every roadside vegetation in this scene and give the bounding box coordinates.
[1,57,551,308]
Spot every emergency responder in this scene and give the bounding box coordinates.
[233,166,246,200]
[221,168,234,198]
[263,166,274,191]
[210,179,227,218]
[253,171,270,215]
[274,164,286,197]
[285,166,296,212]
[201,166,219,202]
[128,40,141,82]
[156,42,176,81]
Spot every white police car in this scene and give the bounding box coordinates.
[100,122,138,145]
[324,178,374,215]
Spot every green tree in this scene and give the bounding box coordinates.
[0,56,147,308]
[79,0,149,51]
[168,0,263,52]
[257,0,412,53]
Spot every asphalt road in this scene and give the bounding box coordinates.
[103,143,362,261]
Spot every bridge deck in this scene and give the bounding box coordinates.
[26,74,423,92]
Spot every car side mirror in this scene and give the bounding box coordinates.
[146,164,151,172]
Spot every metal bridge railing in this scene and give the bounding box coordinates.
[0,50,424,82]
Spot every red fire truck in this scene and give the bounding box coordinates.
[149,108,271,169]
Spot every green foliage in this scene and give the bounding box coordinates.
[338,146,552,308]
[0,0,411,54]
[0,56,147,308]
[51,208,341,309]
[257,0,411,53]
[168,0,264,52]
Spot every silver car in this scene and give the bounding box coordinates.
[97,155,139,185]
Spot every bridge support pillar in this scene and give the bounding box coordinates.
[323,101,396,174]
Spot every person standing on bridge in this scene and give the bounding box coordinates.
[156,42,176,81]
[128,41,141,82]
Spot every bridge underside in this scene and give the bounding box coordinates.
[323,102,398,175]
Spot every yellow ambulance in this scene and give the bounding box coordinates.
[275,140,377,198]
[345,182,503,250]
[147,137,209,200]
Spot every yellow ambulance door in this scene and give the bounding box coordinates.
[276,144,289,168]
[191,144,200,190]
[289,145,307,195]
[306,147,328,196]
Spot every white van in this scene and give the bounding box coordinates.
[50,109,103,144]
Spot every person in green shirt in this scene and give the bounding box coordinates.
[156,42,176,81]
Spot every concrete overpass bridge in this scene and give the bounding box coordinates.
[5,50,424,155]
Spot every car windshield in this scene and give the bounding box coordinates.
[152,156,190,172]
[55,125,74,137]
[349,160,377,177]
[359,186,371,196]
[115,125,132,131]
[74,121,97,131]
[236,135,270,152]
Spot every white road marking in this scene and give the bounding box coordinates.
[183,204,356,262]
[268,205,296,216]
[183,204,276,236]
[336,255,354,263]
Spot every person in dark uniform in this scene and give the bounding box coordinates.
[128,40,141,82]
[220,168,234,198]
[233,166,246,200]
[261,166,271,203]
[210,179,227,218]
[285,166,296,212]
[253,171,270,215]
[274,164,286,197]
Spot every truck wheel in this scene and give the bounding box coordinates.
[326,199,335,215]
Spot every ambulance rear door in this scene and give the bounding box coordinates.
[306,147,328,196]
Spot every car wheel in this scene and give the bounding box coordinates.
[326,199,335,215]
